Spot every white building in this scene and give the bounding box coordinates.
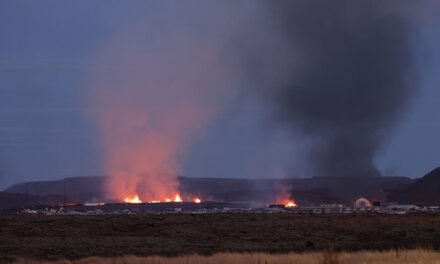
[354,197,372,208]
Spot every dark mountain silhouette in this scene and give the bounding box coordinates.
[5,171,437,209]
[179,176,413,204]
[0,192,68,210]
[388,167,440,205]
[2,176,106,209]
[5,176,105,196]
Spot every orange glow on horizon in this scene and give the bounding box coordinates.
[284,201,297,208]
[174,194,182,202]
[91,20,236,211]
[124,195,142,204]
[275,190,297,208]
[122,194,203,204]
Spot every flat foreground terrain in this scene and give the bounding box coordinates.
[1,214,440,261]
[11,250,440,264]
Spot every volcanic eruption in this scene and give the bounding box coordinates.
[87,2,262,202]
[247,0,420,200]
[87,1,419,203]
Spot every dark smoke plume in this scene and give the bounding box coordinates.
[263,1,417,178]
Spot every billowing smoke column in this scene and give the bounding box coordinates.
[263,1,417,178]
[87,2,264,202]
[87,1,419,202]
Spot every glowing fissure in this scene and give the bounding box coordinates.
[284,201,297,208]
[123,193,201,204]
[276,190,297,208]
[124,195,142,204]
[88,3,273,201]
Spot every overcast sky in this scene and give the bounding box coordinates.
[0,1,439,189]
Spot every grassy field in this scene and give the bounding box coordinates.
[11,250,440,264]
[1,214,440,261]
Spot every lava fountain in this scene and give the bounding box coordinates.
[276,190,297,208]
[124,195,142,204]
[123,193,201,204]
[87,2,249,203]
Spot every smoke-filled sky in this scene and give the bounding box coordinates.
[0,1,439,190]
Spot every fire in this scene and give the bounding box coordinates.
[124,195,142,204]
[275,190,297,208]
[174,194,182,202]
[284,201,297,208]
[123,193,200,204]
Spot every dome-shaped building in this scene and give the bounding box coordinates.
[354,197,372,208]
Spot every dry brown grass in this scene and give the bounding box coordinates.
[2,214,440,261]
[12,250,440,264]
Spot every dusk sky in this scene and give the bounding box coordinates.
[0,1,439,190]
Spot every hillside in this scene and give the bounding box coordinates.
[1,174,418,209]
[3,176,106,209]
[0,192,66,210]
[4,176,105,196]
[179,176,414,204]
[388,167,440,205]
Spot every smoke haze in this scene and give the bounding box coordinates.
[87,2,267,201]
[87,1,422,200]
[0,1,439,193]
[260,1,418,178]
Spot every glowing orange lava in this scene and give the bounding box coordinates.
[284,201,297,208]
[123,194,202,204]
[174,194,182,202]
[124,195,142,204]
[275,190,297,208]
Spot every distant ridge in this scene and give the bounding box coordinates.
[388,167,440,205]
[179,176,414,204]
[4,176,106,196]
[7,171,440,209]
[2,176,106,208]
